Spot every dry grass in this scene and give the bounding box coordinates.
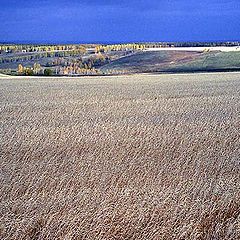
[0,73,240,240]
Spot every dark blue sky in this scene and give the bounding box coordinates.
[1,0,240,43]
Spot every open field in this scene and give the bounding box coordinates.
[101,51,240,73]
[0,73,240,239]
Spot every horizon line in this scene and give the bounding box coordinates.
[1,40,240,45]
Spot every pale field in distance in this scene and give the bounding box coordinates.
[0,73,240,239]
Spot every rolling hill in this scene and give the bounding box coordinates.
[100,51,240,73]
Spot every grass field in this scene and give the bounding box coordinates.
[101,51,240,73]
[1,73,240,239]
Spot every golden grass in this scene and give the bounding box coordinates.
[0,73,240,239]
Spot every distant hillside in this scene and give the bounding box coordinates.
[167,51,240,72]
[100,51,240,73]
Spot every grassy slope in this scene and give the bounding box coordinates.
[100,51,172,72]
[169,51,240,72]
[1,73,240,239]
[100,51,240,73]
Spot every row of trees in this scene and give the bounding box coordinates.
[57,66,99,75]
[19,52,108,67]
[16,63,130,76]
[0,44,86,54]
[18,63,53,76]
[0,50,87,64]
[95,44,146,53]
[94,42,240,53]
[16,53,111,76]
[17,63,101,76]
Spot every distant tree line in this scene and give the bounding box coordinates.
[94,42,240,53]
[95,44,146,53]
[0,44,86,54]
[0,50,86,64]
[143,41,240,48]
[16,53,111,76]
